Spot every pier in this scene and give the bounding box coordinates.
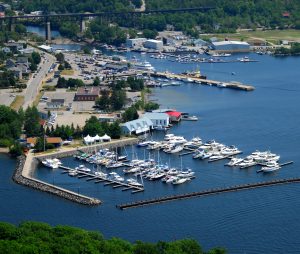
[117,176,300,210]
[150,72,255,91]
[59,165,144,193]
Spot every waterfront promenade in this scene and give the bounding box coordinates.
[15,137,138,205]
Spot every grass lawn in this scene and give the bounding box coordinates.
[60,69,75,75]
[201,29,300,44]
[10,95,24,110]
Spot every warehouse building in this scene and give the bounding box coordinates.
[211,41,250,53]
[144,39,163,51]
[143,112,170,128]
[126,38,147,48]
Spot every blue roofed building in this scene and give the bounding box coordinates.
[121,117,153,135]
[143,112,170,128]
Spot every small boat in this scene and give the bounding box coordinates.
[76,165,91,173]
[41,159,60,169]
[172,177,190,185]
[68,169,78,176]
[261,161,281,173]
[169,145,184,154]
[127,178,143,187]
[226,158,244,167]
[181,115,198,121]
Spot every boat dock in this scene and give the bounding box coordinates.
[59,165,144,194]
[150,71,255,91]
[117,177,300,210]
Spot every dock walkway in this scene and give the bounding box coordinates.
[59,166,144,193]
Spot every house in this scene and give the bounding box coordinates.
[0,3,11,12]
[166,111,182,122]
[8,67,22,80]
[4,42,24,53]
[74,86,100,101]
[46,99,65,109]
[26,137,63,148]
[143,112,170,128]
[121,117,153,135]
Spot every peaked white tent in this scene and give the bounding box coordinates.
[93,134,101,142]
[101,134,111,142]
[84,135,94,144]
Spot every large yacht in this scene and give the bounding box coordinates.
[133,61,155,71]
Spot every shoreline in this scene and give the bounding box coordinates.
[13,137,138,205]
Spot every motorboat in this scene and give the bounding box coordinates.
[169,145,184,154]
[94,171,107,178]
[172,177,190,185]
[127,178,143,187]
[109,172,124,182]
[76,165,91,173]
[177,169,195,178]
[41,159,60,169]
[221,146,241,155]
[239,158,256,169]
[261,161,281,173]
[226,157,244,167]
[164,134,175,141]
[68,169,78,176]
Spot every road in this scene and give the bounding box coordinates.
[23,50,56,109]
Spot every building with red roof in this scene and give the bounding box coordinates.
[166,111,181,122]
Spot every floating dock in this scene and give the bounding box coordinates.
[59,165,144,194]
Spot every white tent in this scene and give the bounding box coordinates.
[93,134,101,142]
[84,135,94,144]
[101,134,111,142]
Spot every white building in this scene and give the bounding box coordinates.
[211,41,250,52]
[126,38,147,48]
[121,117,153,135]
[143,112,169,128]
[144,39,163,51]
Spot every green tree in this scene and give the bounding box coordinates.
[24,106,41,137]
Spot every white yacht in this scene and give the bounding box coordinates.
[169,145,184,154]
[134,61,155,71]
[227,158,244,167]
[127,178,143,187]
[172,177,190,185]
[68,169,78,176]
[261,161,281,172]
[76,165,91,173]
[42,159,60,169]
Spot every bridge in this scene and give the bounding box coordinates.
[0,7,215,41]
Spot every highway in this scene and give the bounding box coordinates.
[22,50,56,109]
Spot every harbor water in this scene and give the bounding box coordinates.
[1,53,300,253]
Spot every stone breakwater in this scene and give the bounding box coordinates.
[13,156,101,206]
[12,138,138,205]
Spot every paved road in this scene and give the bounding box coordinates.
[23,51,56,109]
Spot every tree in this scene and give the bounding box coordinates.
[144,102,159,112]
[55,52,65,63]
[83,116,104,136]
[9,142,23,157]
[122,106,139,122]
[95,90,110,111]
[31,52,41,65]
[24,106,41,137]
[108,122,121,139]
[93,77,100,86]
[34,137,46,152]
[142,29,158,39]
[110,89,126,110]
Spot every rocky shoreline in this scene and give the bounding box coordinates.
[13,156,101,206]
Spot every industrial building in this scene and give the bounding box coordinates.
[126,38,147,48]
[211,41,250,53]
[144,39,163,51]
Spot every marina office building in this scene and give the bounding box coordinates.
[143,112,170,128]
[121,117,153,135]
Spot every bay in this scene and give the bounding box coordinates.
[1,52,300,253]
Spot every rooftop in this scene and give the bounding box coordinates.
[76,86,100,96]
[212,41,250,46]
[144,112,169,120]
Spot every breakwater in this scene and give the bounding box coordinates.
[13,138,138,205]
[117,178,300,210]
[13,156,101,205]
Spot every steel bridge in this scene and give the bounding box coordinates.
[0,7,215,40]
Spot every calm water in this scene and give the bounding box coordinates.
[1,53,300,253]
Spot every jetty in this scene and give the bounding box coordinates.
[14,137,138,205]
[117,177,300,210]
[150,71,255,91]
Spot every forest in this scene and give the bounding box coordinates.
[0,221,226,254]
